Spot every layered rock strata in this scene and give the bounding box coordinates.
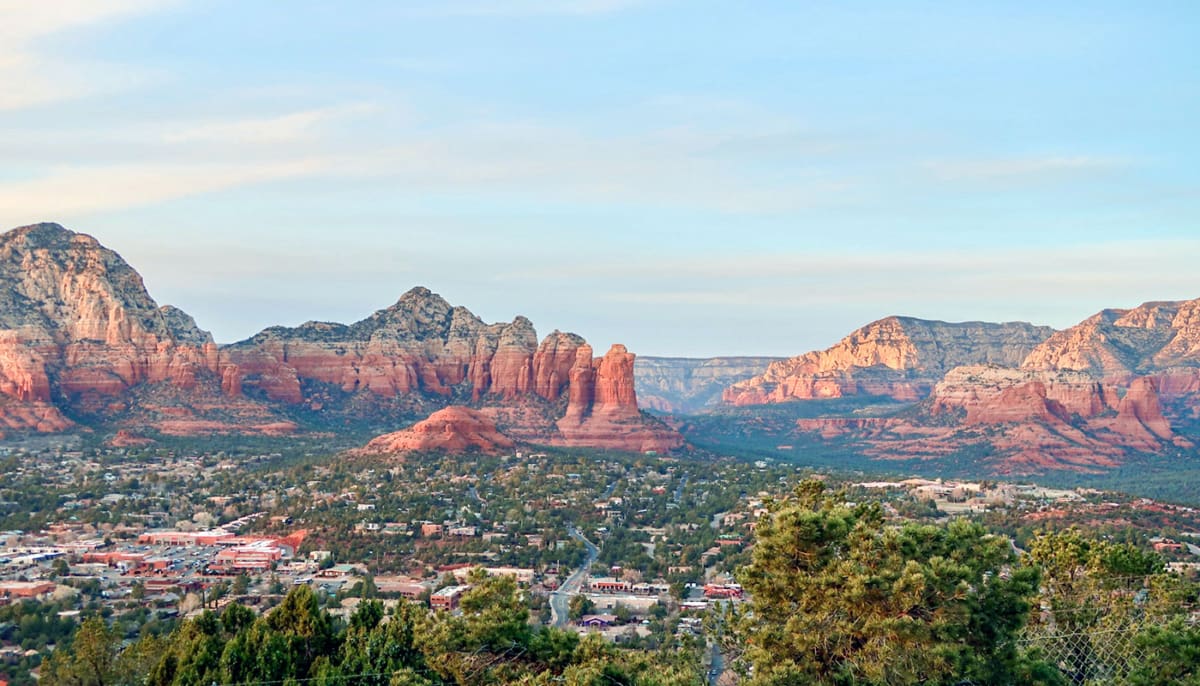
[0,223,679,452]
[724,317,1054,405]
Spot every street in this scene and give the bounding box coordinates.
[549,524,600,627]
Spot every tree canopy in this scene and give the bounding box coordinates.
[728,480,1061,686]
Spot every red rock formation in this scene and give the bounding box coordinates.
[554,344,685,453]
[1115,377,1174,440]
[533,332,586,401]
[0,223,252,432]
[1023,298,1200,375]
[358,406,515,455]
[724,317,1054,405]
[931,366,1115,421]
[594,344,638,412]
[0,398,73,433]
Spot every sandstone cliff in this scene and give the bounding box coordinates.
[723,317,1054,405]
[224,288,682,452]
[744,301,1200,474]
[1023,299,1200,376]
[0,223,680,453]
[0,223,282,434]
[635,356,781,414]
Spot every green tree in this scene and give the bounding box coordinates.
[728,479,1058,686]
[40,616,120,686]
[1127,618,1200,686]
[1027,529,1183,685]
[568,594,595,622]
[231,574,250,596]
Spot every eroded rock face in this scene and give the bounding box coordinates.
[224,289,547,403]
[225,289,683,452]
[0,223,680,452]
[724,317,1055,405]
[553,344,685,453]
[819,365,1192,474]
[357,406,515,455]
[777,301,1200,474]
[931,366,1114,422]
[1023,299,1200,375]
[0,223,234,431]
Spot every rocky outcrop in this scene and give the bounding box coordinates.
[798,364,1193,474]
[930,366,1116,422]
[107,429,154,447]
[635,356,781,414]
[1023,299,1200,376]
[357,406,515,455]
[0,223,260,433]
[724,317,1054,406]
[552,344,684,453]
[767,302,1200,474]
[225,288,682,452]
[0,222,680,452]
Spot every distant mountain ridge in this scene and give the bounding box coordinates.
[634,356,782,414]
[718,301,1200,474]
[0,223,681,452]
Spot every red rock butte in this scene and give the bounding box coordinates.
[358,406,515,455]
[0,223,681,454]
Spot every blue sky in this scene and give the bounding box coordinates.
[0,1,1197,356]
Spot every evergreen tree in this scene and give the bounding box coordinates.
[728,479,1059,686]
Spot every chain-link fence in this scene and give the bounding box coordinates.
[1015,574,1199,686]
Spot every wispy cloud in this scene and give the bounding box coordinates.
[924,155,1125,183]
[405,0,648,17]
[0,0,176,111]
[163,103,382,144]
[0,160,326,216]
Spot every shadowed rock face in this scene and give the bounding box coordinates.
[634,356,781,414]
[0,223,224,433]
[723,317,1055,405]
[0,222,680,452]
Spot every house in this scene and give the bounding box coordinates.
[703,584,744,599]
[1152,539,1185,553]
[588,577,631,593]
[0,581,56,599]
[431,585,471,611]
[579,614,618,628]
[374,577,429,601]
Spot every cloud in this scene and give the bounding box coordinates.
[924,155,1125,183]
[0,0,176,111]
[405,0,647,17]
[163,104,382,144]
[0,0,173,43]
[532,238,1200,316]
[0,160,327,217]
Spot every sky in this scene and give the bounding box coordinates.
[0,1,1197,357]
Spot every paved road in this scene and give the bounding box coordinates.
[708,645,725,686]
[549,525,600,627]
[467,484,483,506]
